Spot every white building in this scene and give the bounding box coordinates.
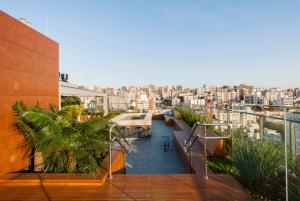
[59,81,108,115]
[138,94,149,111]
[275,96,294,107]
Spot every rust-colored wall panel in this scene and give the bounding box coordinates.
[0,12,58,60]
[0,39,58,78]
[0,10,59,175]
[0,68,58,96]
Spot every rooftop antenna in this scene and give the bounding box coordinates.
[45,18,48,36]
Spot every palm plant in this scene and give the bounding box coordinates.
[13,101,109,173]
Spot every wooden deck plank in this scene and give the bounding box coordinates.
[0,174,253,200]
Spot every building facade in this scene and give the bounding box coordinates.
[0,11,59,175]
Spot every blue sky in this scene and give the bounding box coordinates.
[2,0,300,88]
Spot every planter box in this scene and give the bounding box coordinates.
[0,148,125,186]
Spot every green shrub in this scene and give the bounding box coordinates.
[61,96,81,107]
[175,106,212,127]
[232,139,284,191]
[175,106,234,151]
[207,156,237,175]
[225,128,249,155]
[207,129,251,175]
[287,161,300,201]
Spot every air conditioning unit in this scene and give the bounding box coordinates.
[60,73,69,82]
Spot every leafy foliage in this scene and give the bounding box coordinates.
[207,156,236,175]
[61,96,81,107]
[12,101,109,173]
[176,106,299,200]
[232,137,285,193]
[287,160,300,201]
[208,128,287,200]
[175,106,232,150]
[175,106,212,127]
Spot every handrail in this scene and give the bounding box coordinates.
[115,126,130,147]
[112,137,130,155]
[199,105,300,123]
[197,123,231,140]
[108,123,131,180]
[198,122,231,179]
[184,122,231,179]
[184,122,231,149]
[184,122,201,146]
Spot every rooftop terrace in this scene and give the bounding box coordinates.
[0,115,255,200]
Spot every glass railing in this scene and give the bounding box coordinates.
[196,105,300,161]
[172,103,300,201]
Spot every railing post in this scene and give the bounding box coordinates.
[240,112,244,128]
[227,109,230,124]
[203,126,208,179]
[259,116,264,140]
[194,122,231,180]
[290,121,296,162]
[190,149,193,174]
[284,108,288,201]
[217,108,221,130]
[109,126,113,181]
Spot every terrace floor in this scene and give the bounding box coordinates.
[0,118,254,200]
[0,174,254,201]
[126,120,187,174]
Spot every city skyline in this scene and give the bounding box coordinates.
[2,0,300,88]
[91,83,299,90]
[0,8,299,201]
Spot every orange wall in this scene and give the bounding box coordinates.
[0,11,59,175]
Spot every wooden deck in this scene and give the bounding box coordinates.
[0,174,253,200]
[0,118,254,200]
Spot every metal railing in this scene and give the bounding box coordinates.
[198,104,300,123]
[197,123,231,179]
[108,124,131,180]
[184,122,201,148]
[184,122,231,179]
[183,122,201,174]
[177,103,300,200]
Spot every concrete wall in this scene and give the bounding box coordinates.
[0,11,59,175]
